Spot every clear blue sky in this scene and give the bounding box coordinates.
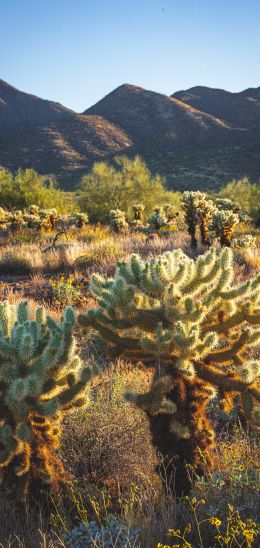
[1,0,260,112]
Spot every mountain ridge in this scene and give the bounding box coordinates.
[0,79,260,190]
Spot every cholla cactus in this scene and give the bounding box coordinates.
[39,208,60,230]
[150,207,168,231]
[9,210,25,232]
[69,212,89,229]
[197,200,215,246]
[163,204,177,223]
[0,207,10,229]
[79,248,260,494]
[181,191,211,248]
[216,198,241,214]
[28,205,40,216]
[209,210,239,247]
[109,209,128,233]
[132,204,145,222]
[233,235,256,250]
[216,198,249,223]
[0,300,95,499]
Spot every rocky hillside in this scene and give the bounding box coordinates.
[172,86,260,129]
[1,79,260,190]
[0,79,132,189]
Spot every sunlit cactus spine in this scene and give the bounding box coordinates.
[0,300,96,499]
[209,210,239,247]
[109,209,128,233]
[79,247,260,494]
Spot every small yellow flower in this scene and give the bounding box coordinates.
[243,529,255,542]
[210,517,222,527]
[238,464,244,471]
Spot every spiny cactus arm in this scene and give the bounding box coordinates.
[203,308,260,334]
[125,376,177,415]
[194,360,259,392]
[205,329,259,364]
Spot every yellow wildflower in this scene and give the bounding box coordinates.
[210,517,222,527]
[243,529,255,542]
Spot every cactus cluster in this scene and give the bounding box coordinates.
[68,212,89,229]
[181,192,251,248]
[109,209,129,232]
[80,247,260,493]
[181,191,215,248]
[233,235,256,250]
[0,301,94,498]
[209,210,239,247]
[132,204,145,222]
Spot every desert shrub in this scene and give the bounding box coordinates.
[0,252,33,275]
[78,155,178,222]
[79,247,260,495]
[74,241,122,271]
[62,364,156,503]
[64,517,140,547]
[216,178,260,225]
[49,274,84,307]
[0,168,74,213]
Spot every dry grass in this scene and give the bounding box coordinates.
[0,225,259,547]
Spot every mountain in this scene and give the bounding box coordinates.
[0,79,132,189]
[1,79,260,190]
[172,86,260,129]
[85,84,260,190]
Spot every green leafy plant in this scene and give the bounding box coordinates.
[50,274,84,306]
[79,248,259,495]
[0,300,95,499]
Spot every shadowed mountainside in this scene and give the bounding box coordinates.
[1,79,260,190]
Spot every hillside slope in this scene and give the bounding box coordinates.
[0,79,133,188]
[172,85,260,129]
[1,79,260,190]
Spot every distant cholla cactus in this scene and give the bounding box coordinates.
[28,205,40,216]
[132,204,145,222]
[216,198,249,223]
[233,235,256,250]
[209,210,239,247]
[163,203,177,223]
[69,212,89,229]
[39,208,60,230]
[216,198,241,214]
[0,300,96,499]
[0,207,10,229]
[109,209,128,233]
[197,199,215,246]
[181,191,213,248]
[150,206,168,231]
[79,248,260,494]
[8,210,25,232]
